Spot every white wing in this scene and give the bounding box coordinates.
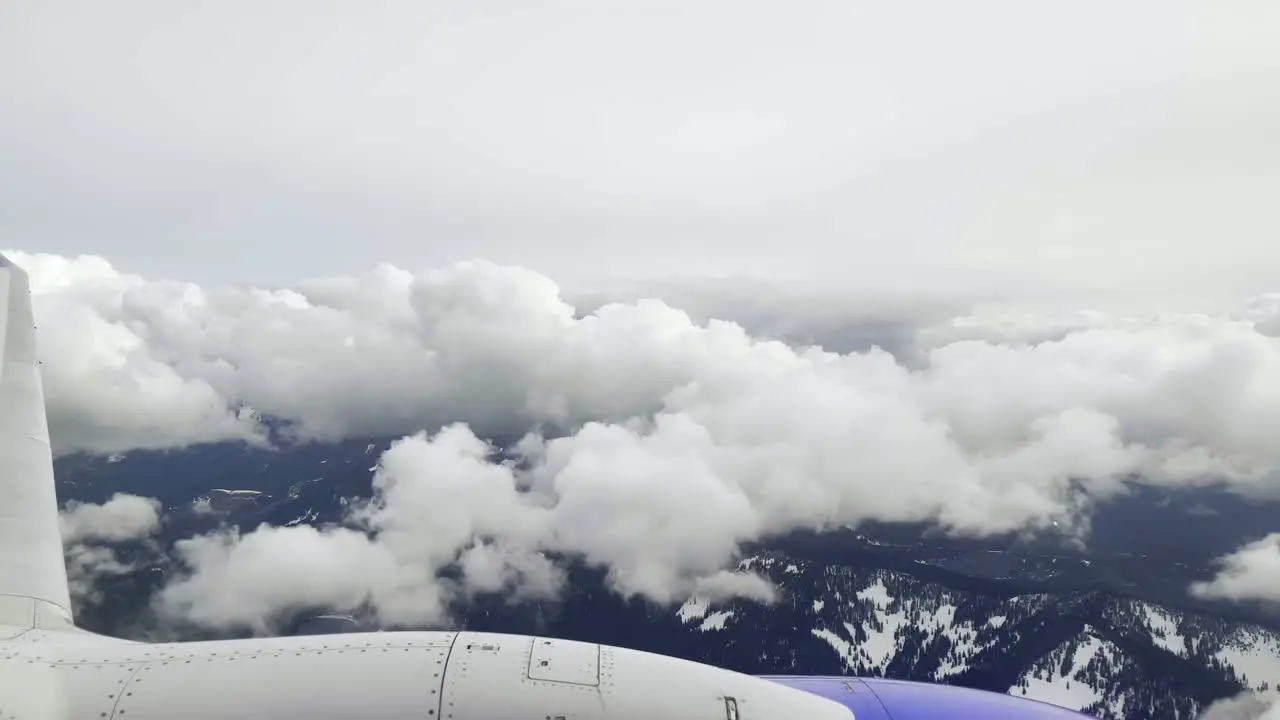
[0,252,74,629]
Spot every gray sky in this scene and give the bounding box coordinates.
[7,1,1280,631]
[3,1,1278,303]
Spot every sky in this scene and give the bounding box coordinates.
[2,1,1279,304]
[4,1,1280,632]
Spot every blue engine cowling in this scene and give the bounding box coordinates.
[764,676,1096,719]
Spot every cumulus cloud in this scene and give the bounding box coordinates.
[10,253,263,455]
[570,276,985,364]
[65,545,138,608]
[693,571,779,605]
[160,525,410,633]
[1199,691,1280,720]
[1191,534,1280,606]
[14,251,1280,628]
[1239,295,1280,338]
[156,424,776,633]
[58,494,163,608]
[60,493,162,544]
[156,426,563,633]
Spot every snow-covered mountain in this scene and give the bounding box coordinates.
[664,553,1279,719]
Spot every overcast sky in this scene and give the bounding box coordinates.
[3,1,1278,305]
[6,2,1280,631]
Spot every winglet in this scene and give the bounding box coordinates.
[0,254,74,628]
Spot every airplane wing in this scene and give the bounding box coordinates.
[0,251,75,630]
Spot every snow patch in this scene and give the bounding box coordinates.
[812,628,857,671]
[284,508,319,527]
[855,580,892,607]
[1010,627,1116,715]
[699,611,734,632]
[1143,604,1186,654]
[1217,629,1280,692]
[677,596,710,623]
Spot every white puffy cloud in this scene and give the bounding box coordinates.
[58,494,163,609]
[570,276,983,363]
[1190,534,1280,606]
[14,251,1280,628]
[159,525,411,634]
[16,250,1280,492]
[156,424,782,633]
[157,426,563,633]
[693,571,779,605]
[1239,295,1280,338]
[65,545,137,608]
[1199,691,1280,720]
[59,493,162,545]
[11,253,263,455]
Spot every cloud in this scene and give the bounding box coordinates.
[58,494,163,608]
[10,253,263,455]
[59,493,162,545]
[1239,295,1280,338]
[159,525,412,634]
[64,545,138,608]
[15,251,1280,628]
[15,250,1280,493]
[156,424,775,633]
[156,426,563,633]
[693,571,779,605]
[570,276,987,365]
[1190,534,1280,606]
[1198,691,1280,720]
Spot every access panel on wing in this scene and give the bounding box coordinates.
[527,638,601,686]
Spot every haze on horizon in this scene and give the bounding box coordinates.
[1,1,1278,308]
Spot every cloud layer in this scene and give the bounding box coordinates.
[1191,534,1280,607]
[14,251,1280,628]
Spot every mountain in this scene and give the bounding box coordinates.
[54,437,1280,719]
[656,554,1275,720]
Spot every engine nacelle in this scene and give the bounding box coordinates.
[768,675,1095,718]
